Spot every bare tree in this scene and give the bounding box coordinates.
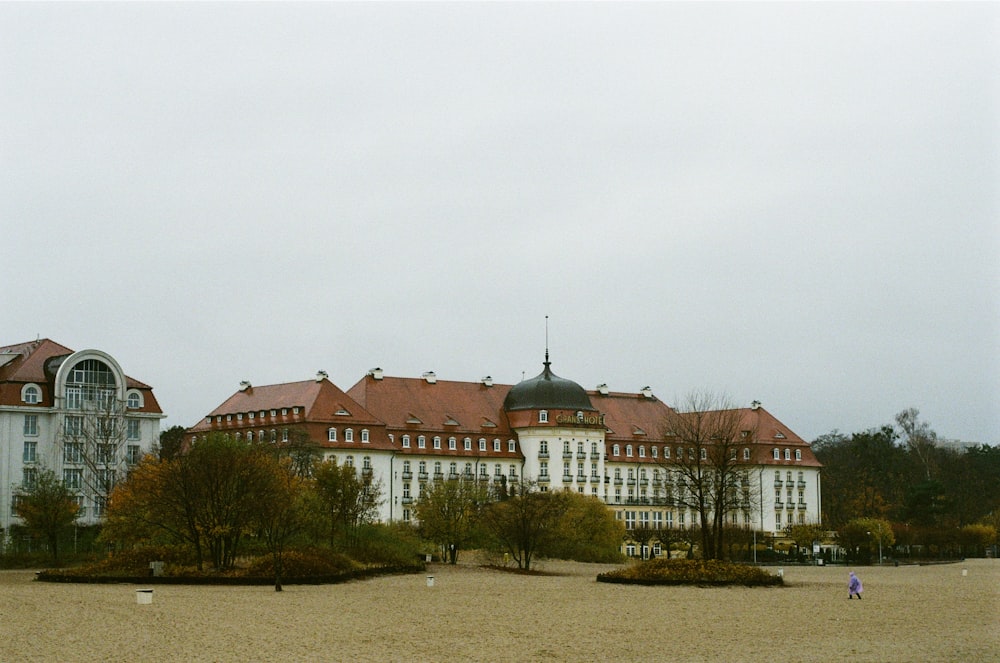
[895,408,938,481]
[59,390,138,519]
[658,392,758,560]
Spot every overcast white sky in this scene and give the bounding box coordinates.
[2,3,998,444]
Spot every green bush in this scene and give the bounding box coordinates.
[597,558,783,586]
[347,523,425,566]
[245,548,359,577]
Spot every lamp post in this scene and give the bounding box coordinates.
[876,522,883,565]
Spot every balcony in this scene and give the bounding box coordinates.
[401,497,414,505]
[562,451,574,459]
[361,468,373,478]
[797,480,806,488]
[562,474,574,482]
[774,501,784,509]
[577,451,587,459]
[538,451,549,459]
[401,471,413,480]
[590,475,601,484]
[639,478,649,487]
[508,475,519,483]
[447,472,459,480]
[538,475,551,483]
[627,478,637,486]
[613,478,623,486]
[797,502,808,510]
[774,480,783,487]
[418,471,429,481]
[433,472,444,481]
[577,474,587,482]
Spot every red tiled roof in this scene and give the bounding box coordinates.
[348,374,513,436]
[0,339,161,413]
[190,379,383,428]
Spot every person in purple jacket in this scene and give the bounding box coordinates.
[848,571,863,599]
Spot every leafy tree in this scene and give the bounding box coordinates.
[13,468,80,562]
[545,491,625,563]
[413,477,491,564]
[313,458,382,547]
[480,483,568,570]
[104,433,282,570]
[158,425,187,461]
[658,392,757,560]
[272,427,322,478]
[255,458,310,591]
[787,523,825,560]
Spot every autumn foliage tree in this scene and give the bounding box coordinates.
[414,476,491,564]
[13,467,80,562]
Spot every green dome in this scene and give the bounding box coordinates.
[503,359,595,412]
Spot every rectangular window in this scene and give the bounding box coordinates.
[66,387,81,409]
[126,419,141,440]
[402,435,410,448]
[127,445,141,465]
[493,439,500,452]
[97,443,114,464]
[23,415,38,436]
[64,442,83,464]
[23,441,37,463]
[433,437,441,450]
[361,429,369,443]
[22,467,37,488]
[448,438,457,450]
[345,429,353,443]
[508,440,516,453]
[328,428,337,442]
[464,438,472,451]
[479,438,487,452]
[418,435,426,449]
[540,461,548,477]
[63,469,82,490]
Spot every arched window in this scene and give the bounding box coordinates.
[361,429,369,443]
[626,445,633,457]
[126,391,141,408]
[612,444,620,456]
[23,385,40,404]
[345,455,354,467]
[784,448,791,460]
[328,428,337,442]
[401,435,410,448]
[345,428,354,442]
[795,449,802,461]
[773,448,780,460]
[743,448,751,460]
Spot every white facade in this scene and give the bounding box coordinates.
[1,344,163,537]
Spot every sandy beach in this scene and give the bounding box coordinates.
[1,558,997,662]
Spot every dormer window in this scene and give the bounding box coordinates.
[479,438,487,452]
[126,391,141,409]
[638,446,645,458]
[448,437,457,450]
[345,428,354,443]
[328,428,337,442]
[361,429,369,443]
[784,448,791,460]
[795,449,802,461]
[773,448,780,460]
[612,444,620,456]
[22,384,40,404]
[402,435,410,448]
[743,448,751,460]
[418,435,426,449]
[539,410,548,423]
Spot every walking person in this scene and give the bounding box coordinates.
[848,571,863,599]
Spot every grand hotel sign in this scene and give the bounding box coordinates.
[555,412,606,426]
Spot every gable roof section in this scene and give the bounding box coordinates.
[190,378,382,430]
[590,390,673,443]
[348,374,513,436]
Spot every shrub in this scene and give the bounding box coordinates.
[597,558,783,587]
[245,548,359,577]
[347,523,425,566]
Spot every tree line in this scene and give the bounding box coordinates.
[814,408,999,560]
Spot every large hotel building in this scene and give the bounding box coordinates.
[188,355,822,538]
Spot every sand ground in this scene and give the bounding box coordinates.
[1,558,997,662]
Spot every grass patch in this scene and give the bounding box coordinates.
[597,558,783,587]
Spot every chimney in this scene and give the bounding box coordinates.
[316,370,328,382]
[368,367,383,380]
[422,371,437,384]
[751,400,761,411]
[640,386,653,399]
[239,381,252,393]
[597,383,609,395]
[481,375,493,387]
